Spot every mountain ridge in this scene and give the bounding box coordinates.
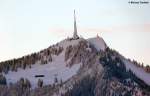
[0,36,150,96]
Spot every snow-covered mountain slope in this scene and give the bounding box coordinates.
[3,36,106,88]
[87,36,150,86]
[2,38,84,88]
[3,36,150,87]
[4,45,81,88]
[122,58,150,86]
[0,36,150,96]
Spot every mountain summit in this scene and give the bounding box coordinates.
[0,11,150,96]
[0,35,150,96]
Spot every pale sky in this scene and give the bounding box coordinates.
[0,0,150,65]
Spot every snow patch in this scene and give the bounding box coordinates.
[87,37,106,51]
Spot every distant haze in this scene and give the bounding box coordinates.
[0,0,150,65]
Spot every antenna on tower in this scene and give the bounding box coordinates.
[73,10,79,39]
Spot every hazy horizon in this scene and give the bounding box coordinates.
[0,0,150,65]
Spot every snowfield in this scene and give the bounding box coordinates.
[88,36,106,51]
[4,52,81,88]
[122,58,150,86]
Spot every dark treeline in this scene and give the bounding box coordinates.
[100,47,150,91]
[102,47,150,73]
[128,59,150,73]
[0,45,63,74]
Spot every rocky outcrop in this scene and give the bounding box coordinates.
[65,40,90,67]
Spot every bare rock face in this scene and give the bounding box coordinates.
[65,40,90,67]
[40,46,63,64]
[48,46,63,56]
[65,45,73,61]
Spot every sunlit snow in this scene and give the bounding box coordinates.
[5,51,81,88]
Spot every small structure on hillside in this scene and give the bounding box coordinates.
[35,75,45,78]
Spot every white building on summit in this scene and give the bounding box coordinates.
[73,10,79,39]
